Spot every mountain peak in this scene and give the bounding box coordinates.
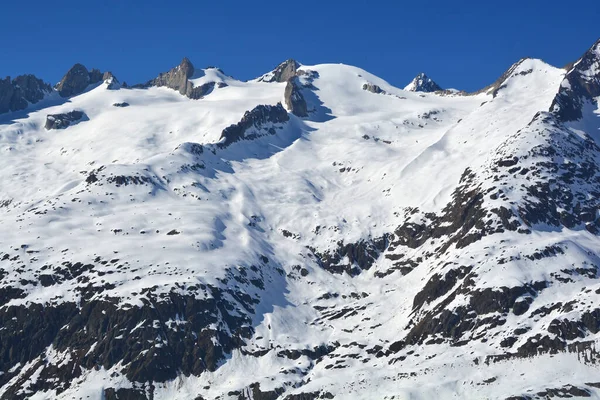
[0,73,51,114]
[55,63,108,98]
[551,39,600,121]
[404,72,442,92]
[257,58,301,83]
[178,57,195,78]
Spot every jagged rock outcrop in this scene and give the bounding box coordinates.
[551,39,600,121]
[44,110,86,130]
[259,59,300,83]
[0,74,51,114]
[284,77,308,117]
[219,103,289,147]
[55,63,108,97]
[404,72,442,92]
[141,58,223,100]
[147,57,195,96]
[362,82,385,94]
[188,82,216,99]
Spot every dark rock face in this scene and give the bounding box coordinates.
[362,82,385,94]
[218,103,289,147]
[260,59,300,83]
[141,58,222,100]
[148,57,195,96]
[284,78,308,117]
[236,383,284,400]
[55,63,112,98]
[0,283,262,398]
[188,81,216,99]
[112,102,130,107]
[283,392,334,400]
[56,64,91,97]
[44,110,85,130]
[311,235,389,276]
[551,39,600,121]
[104,387,147,400]
[0,74,51,114]
[406,73,442,92]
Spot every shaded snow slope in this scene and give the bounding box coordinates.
[1,42,600,400]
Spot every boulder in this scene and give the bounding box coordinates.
[44,110,85,130]
[363,82,384,94]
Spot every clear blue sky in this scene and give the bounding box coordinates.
[2,0,599,92]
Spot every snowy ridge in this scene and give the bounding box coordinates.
[0,40,600,399]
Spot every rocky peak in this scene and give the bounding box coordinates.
[146,58,193,95]
[178,57,195,78]
[259,59,301,83]
[551,39,600,121]
[0,74,52,115]
[55,63,110,98]
[404,72,442,92]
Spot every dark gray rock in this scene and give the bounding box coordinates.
[363,82,384,94]
[0,74,52,114]
[56,64,91,97]
[310,235,390,276]
[55,64,113,98]
[12,74,51,104]
[237,383,284,400]
[260,59,300,83]
[141,58,223,100]
[148,57,195,95]
[112,102,129,108]
[188,82,215,99]
[44,111,85,130]
[104,388,147,400]
[284,77,308,117]
[406,72,442,92]
[219,103,289,147]
[88,68,104,85]
[551,39,600,121]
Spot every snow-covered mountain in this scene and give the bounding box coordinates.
[403,72,442,92]
[1,39,600,400]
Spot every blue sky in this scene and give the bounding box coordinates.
[2,1,599,92]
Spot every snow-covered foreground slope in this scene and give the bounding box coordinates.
[1,40,600,399]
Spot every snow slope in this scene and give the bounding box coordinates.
[1,40,600,400]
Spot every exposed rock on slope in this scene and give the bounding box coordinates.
[140,58,225,100]
[219,103,289,147]
[259,59,300,83]
[55,63,108,97]
[44,110,86,130]
[147,57,195,95]
[284,78,308,117]
[0,74,51,114]
[362,82,385,94]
